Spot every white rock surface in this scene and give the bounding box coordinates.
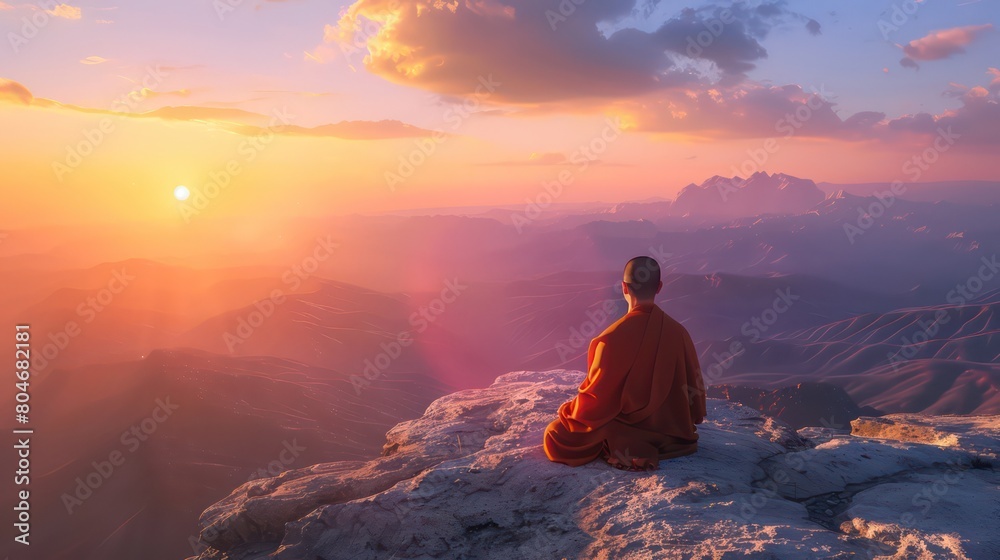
[192,370,999,560]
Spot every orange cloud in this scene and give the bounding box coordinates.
[45,3,82,19]
[526,152,568,165]
[0,78,440,140]
[134,87,191,99]
[0,78,34,105]
[227,119,441,140]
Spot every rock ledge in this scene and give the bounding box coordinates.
[192,370,999,559]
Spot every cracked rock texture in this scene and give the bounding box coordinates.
[191,370,999,559]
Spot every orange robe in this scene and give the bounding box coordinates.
[543,303,707,469]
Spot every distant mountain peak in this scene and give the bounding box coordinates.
[673,172,824,218]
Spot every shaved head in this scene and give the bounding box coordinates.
[623,256,661,300]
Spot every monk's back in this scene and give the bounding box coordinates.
[603,303,703,443]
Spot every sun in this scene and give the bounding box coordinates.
[173,185,190,201]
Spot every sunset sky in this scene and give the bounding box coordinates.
[1,0,998,227]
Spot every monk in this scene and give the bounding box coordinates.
[543,256,707,470]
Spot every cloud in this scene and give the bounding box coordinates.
[899,24,993,68]
[989,68,1000,92]
[135,105,266,123]
[619,78,1000,147]
[252,120,438,140]
[0,1,81,17]
[312,2,995,147]
[135,87,191,99]
[623,83,854,139]
[0,78,440,140]
[0,78,34,105]
[144,107,442,139]
[80,56,107,65]
[884,86,1000,146]
[323,0,820,104]
[45,3,82,19]
[526,152,570,165]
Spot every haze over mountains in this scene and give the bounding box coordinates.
[3,172,999,559]
[819,179,1000,205]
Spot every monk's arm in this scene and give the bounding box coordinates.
[556,336,628,432]
[684,332,707,424]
